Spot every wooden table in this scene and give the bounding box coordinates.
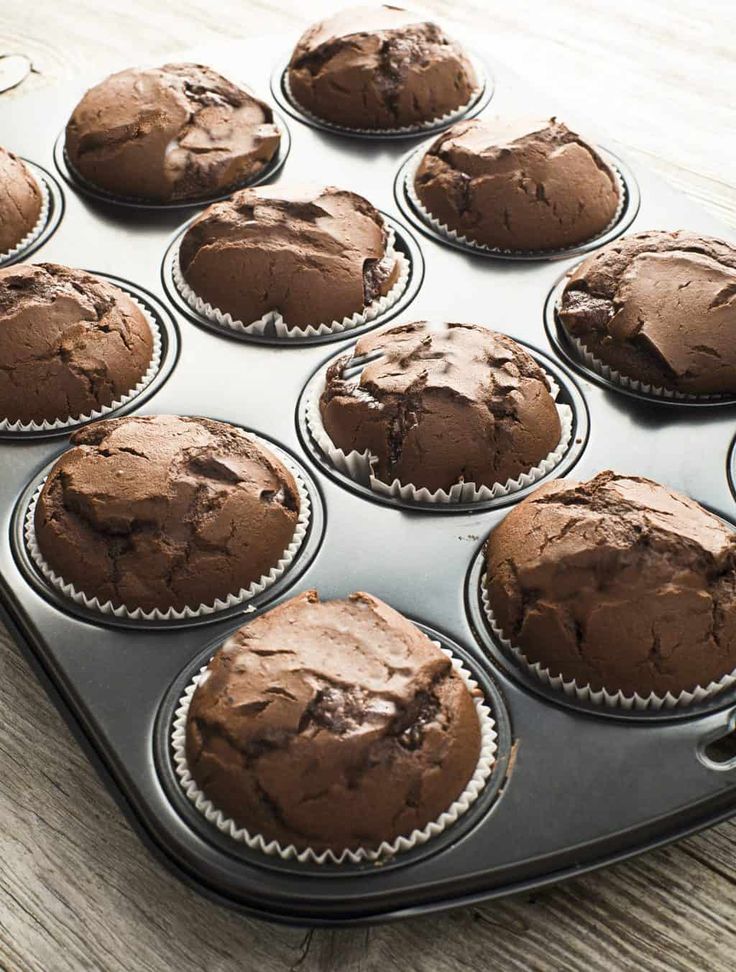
[2,2,736,969]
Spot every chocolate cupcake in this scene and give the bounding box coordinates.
[0,264,154,426]
[184,590,485,853]
[65,63,280,203]
[33,416,302,614]
[558,231,736,396]
[0,147,43,255]
[178,185,400,329]
[413,117,620,251]
[319,322,563,493]
[485,471,736,700]
[287,5,478,131]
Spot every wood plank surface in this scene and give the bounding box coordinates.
[1,2,736,970]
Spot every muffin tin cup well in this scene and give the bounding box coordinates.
[299,340,583,511]
[271,54,494,140]
[466,549,736,718]
[170,643,497,867]
[0,292,163,435]
[544,274,736,406]
[52,111,291,211]
[0,160,64,267]
[163,212,425,347]
[18,432,319,627]
[396,145,641,262]
[0,276,178,441]
[168,224,410,341]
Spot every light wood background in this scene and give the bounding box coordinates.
[2,2,736,970]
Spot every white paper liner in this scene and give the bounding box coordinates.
[0,296,163,433]
[0,173,50,264]
[567,332,727,402]
[23,439,311,622]
[170,228,410,339]
[305,354,573,504]
[283,57,486,137]
[405,149,626,257]
[171,643,497,864]
[480,575,736,711]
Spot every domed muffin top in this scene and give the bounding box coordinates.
[34,415,301,613]
[186,589,483,851]
[485,470,736,697]
[65,63,280,202]
[320,321,562,492]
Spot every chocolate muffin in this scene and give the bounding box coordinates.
[319,321,562,492]
[0,264,153,425]
[185,590,483,852]
[179,185,399,327]
[558,231,736,396]
[0,147,42,254]
[414,117,620,251]
[34,416,301,613]
[287,5,478,131]
[485,471,736,698]
[65,63,280,202]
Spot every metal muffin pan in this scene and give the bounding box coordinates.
[2,35,736,925]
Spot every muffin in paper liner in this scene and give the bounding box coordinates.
[170,644,497,865]
[305,355,574,504]
[565,331,727,403]
[479,575,736,711]
[62,116,286,208]
[282,58,487,137]
[23,441,311,622]
[0,295,163,434]
[0,173,50,265]
[170,228,410,340]
[404,149,626,258]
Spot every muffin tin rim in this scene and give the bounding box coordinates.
[394,144,642,262]
[296,337,590,514]
[269,49,495,141]
[153,615,513,879]
[10,427,326,630]
[51,110,292,211]
[161,209,425,347]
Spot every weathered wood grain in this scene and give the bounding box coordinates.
[2,2,736,970]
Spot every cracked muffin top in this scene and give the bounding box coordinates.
[179,185,399,327]
[558,230,736,395]
[287,5,477,130]
[413,116,620,251]
[319,321,562,492]
[65,63,280,202]
[485,471,736,697]
[185,589,482,851]
[0,263,153,425]
[0,147,42,254]
[34,415,301,613]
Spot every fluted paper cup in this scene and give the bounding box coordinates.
[24,437,311,622]
[171,644,497,865]
[170,226,410,340]
[283,57,487,137]
[0,296,163,434]
[480,575,736,710]
[405,149,626,258]
[0,174,50,265]
[305,355,573,504]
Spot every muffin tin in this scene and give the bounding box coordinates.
[2,34,736,925]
